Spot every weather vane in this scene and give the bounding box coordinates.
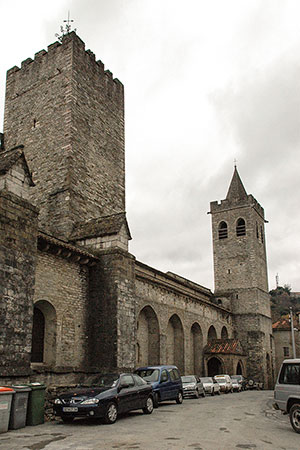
[234,158,238,168]
[55,11,76,42]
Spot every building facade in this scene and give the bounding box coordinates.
[0,32,274,389]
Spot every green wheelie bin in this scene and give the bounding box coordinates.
[26,383,46,426]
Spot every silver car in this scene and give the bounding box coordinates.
[274,358,300,433]
[200,377,221,396]
[181,375,205,398]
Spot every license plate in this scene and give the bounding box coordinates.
[63,407,78,412]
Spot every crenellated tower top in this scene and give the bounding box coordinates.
[3,32,126,239]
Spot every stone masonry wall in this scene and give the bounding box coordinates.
[3,32,125,238]
[88,248,136,372]
[233,312,273,387]
[211,197,268,294]
[0,191,38,377]
[34,251,89,370]
[0,158,31,200]
[135,263,234,376]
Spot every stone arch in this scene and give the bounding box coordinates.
[137,305,160,366]
[31,300,57,366]
[207,325,217,341]
[207,356,224,376]
[236,361,243,375]
[218,221,228,239]
[221,326,228,339]
[190,323,203,375]
[166,314,184,374]
[236,217,246,236]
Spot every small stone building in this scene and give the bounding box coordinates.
[0,32,274,389]
[272,315,300,376]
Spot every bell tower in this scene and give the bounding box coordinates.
[210,167,274,387]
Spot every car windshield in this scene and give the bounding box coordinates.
[201,378,212,383]
[181,376,196,383]
[215,377,226,382]
[136,369,160,382]
[92,374,119,388]
[231,375,241,380]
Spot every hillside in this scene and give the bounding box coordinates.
[270,286,300,321]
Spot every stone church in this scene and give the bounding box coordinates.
[0,32,274,389]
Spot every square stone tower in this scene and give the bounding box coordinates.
[3,32,125,239]
[210,167,274,387]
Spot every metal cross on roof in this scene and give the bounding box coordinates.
[55,11,76,42]
[63,11,74,33]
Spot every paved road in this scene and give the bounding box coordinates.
[0,391,299,450]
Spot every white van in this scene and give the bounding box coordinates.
[273,358,300,433]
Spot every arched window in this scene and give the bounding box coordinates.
[221,326,228,339]
[236,218,246,236]
[256,223,259,239]
[31,300,57,366]
[207,325,217,341]
[218,221,228,239]
[31,307,45,362]
[260,225,264,243]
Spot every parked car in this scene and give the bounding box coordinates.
[181,375,205,398]
[246,379,263,390]
[231,375,247,391]
[214,374,233,393]
[53,373,154,424]
[135,365,183,407]
[231,377,242,392]
[200,377,221,396]
[273,358,300,433]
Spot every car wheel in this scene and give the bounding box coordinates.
[290,404,300,433]
[195,389,199,399]
[143,396,154,414]
[217,390,221,395]
[61,416,74,423]
[176,391,183,404]
[104,402,118,424]
[153,392,159,408]
[211,389,215,396]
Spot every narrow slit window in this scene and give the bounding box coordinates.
[218,221,228,239]
[236,218,246,236]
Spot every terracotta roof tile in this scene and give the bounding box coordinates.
[272,317,291,330]
[204,339,245,355]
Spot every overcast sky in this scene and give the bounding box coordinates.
[1,0,300,292]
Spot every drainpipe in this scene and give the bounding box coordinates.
[290,307,296,359]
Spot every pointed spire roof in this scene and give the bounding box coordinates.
[226,166,248,201]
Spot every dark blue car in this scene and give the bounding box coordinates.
[53,373,154,424]
[135,365,183,407]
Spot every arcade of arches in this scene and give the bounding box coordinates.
[136,298,247,377]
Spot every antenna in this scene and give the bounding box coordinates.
[55,11,77,42]
[234,158,237,169]
[276,273,279,289]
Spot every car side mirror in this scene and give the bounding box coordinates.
[118,383,130,391]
